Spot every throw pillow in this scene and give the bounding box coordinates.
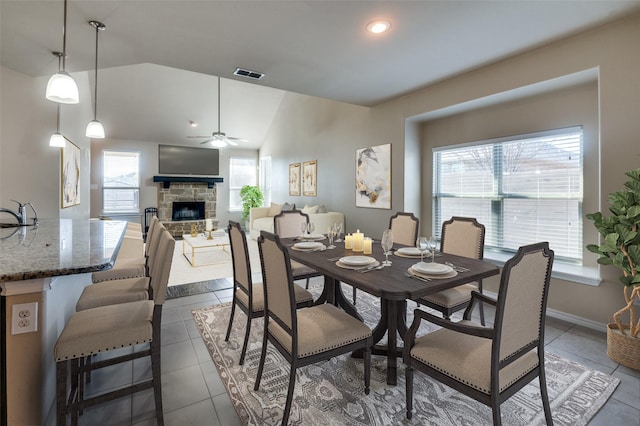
[302,204,319,215]
[317,204,327,213]
[268,202,282,217]
[282,202,295,211]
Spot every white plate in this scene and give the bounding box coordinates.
[293,241,324,250]
[412,262,453,275]
[339,256,376,266]
[300,233,324,240]
[396,247,423,256]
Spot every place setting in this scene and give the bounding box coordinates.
[290,240,327,252]
[297,222,326,241]
[335,255,381,272]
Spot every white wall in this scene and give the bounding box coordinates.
[1,66,93,220]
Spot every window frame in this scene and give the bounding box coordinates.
[102,150,140,214]
[228,156,258,212]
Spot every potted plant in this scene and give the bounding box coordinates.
[586,168,640,370]
[239,185,264,229]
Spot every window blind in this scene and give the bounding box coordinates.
[103,151,140,213]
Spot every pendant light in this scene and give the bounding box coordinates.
[49,52,67,147]
[46,0,79,104]
[85,20,106,138]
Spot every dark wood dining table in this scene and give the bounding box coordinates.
[284,239,500,385]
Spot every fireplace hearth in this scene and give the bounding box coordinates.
[172,201,205,221]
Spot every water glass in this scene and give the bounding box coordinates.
[301,221,308,236]
[334,222,344,242]
[327,226,336,249]
[381,229,394,266]
[416,237,428,262]
[427,236,437,262]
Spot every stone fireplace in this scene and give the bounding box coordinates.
[153,176,223,238]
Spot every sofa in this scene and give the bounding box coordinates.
[249,203,345,240]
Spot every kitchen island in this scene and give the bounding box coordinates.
[0,219,128,426]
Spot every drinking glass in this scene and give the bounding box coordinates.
[334,222,344,242]
[427,236,437,262]
[301,221,308,236]
[381,229,394,266]
[416,237,428,263]
[307,222,315,235]
[327,226,336,249]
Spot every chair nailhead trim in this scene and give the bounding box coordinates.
[56,338,152,361]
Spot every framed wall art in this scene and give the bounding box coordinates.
[355,143,391,209]
[61,139,81,208]
[289,162,301,196]
[302,160,317,197]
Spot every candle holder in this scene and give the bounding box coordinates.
[207,230,213,240]
[190,224,198,238]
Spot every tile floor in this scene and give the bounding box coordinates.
[73,277,639,425]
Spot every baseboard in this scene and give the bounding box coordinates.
[483,290,607,333]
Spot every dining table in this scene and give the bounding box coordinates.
[284,237,500,385]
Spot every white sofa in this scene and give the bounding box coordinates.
[249,206,345,240]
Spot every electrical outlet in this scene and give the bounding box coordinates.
[11,302,38,335]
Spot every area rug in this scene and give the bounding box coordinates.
[192,289,620,426]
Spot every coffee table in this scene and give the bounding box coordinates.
[182,232,230,266]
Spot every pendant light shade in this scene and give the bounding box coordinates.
[86,20,106,138]
[85,120,105,138]
[49,132,66,147]
[46,0,79,104]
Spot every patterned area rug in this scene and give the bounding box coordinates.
[192,289,619,425]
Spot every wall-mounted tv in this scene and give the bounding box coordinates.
[158,144,219,175]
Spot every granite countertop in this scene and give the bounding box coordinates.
[0,219,127,283]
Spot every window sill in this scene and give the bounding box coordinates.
[483,251,601,286]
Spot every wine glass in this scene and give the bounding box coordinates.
[327,226,336,249]
[381,229,394,266]
[307,222,315,236]
[334,222,344,242]
[427,236,437,262]
[416,237,428,263]
[301,221,308,237]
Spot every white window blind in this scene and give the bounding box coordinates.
[433,127,583,262]
[229,157,257,211]
[102,151,140,213]
[260,156,272,206]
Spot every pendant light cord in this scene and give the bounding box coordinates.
[93,23,99,119]
[55,52,62,131]
[218,77,221,133]
[62,0,68,71]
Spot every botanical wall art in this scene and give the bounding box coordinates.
[302,160,317,197]
[62,139,81,208]
[289,162,301,196]
[355,143,391,209]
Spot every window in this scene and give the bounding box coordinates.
[229,157,257,211]
[102,151,140,213]
[433,127,583,262]
[260,155,272,206]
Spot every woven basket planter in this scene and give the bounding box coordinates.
[607,323,640,370]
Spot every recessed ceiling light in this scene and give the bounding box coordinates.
[189,120,198,127]
[366,20,391,34]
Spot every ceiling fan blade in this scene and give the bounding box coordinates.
[227,140,239,146]
[227,136,248,143]
[199,138,214,145]
[187,136,211,139]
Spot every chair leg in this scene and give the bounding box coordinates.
[254,318,269,391]
[539,368,554,425]
[491,400,502,426]
[151,340,164,425]
[353,287,357,305]
[405,364,413,420]
[70,358,80,425]
[225,298,237,342]
[305,277,310,289]
[478,300,486,326]
[56,360,68,426]
[239,313,252,365]
[364,345,371,395]
[282,365,297,426]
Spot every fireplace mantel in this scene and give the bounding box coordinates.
[153,176,224,188]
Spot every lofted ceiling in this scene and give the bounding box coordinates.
[2,1,640,148]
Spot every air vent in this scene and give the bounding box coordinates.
[233,68,265,80]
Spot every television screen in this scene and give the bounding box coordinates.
[158,144,219,175]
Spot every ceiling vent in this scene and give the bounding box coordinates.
[233,68,265,80]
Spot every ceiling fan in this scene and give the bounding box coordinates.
[187,77,248,148]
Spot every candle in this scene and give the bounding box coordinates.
[363,237,372,255]
[205,219,213,231]
[345,233,353,249]
[353,229,364,252]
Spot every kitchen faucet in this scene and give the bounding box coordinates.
[0,200,38,226]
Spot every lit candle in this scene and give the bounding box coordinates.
[205,219,213,231]
[363,237,372,255]
[353,229,364,252]
[345,233,353,249]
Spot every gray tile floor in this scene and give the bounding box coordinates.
[75,277,639,425]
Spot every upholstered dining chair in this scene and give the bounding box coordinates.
[273,209,322,289]
[404,242,555,425]
[255,231,373,426]
[55,227,176,425]
[225,221,313,365]
[353,211,419,304]
[418,216,487,324]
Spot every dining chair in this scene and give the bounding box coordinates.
[273,209,322,289]
[353,211,419,304]
[404,242,555,425]
[418,216,487,324]
[55,228,176,425]
[254,231,372,426]
[225,221,313,365]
